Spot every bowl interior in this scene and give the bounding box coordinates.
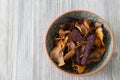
[46,11,113,74]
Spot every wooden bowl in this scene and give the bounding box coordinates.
[45,10,114,76]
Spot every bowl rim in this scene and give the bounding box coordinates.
[44,10,114,77]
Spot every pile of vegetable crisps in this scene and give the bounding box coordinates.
[50,18,106,73]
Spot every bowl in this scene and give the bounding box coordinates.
[45,10,114,76]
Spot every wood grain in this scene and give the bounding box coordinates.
[0,0,120,80]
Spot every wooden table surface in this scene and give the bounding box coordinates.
[0,0,120,80]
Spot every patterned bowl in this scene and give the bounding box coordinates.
[45,10,114,76]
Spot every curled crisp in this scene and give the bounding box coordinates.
[95,27,104,46]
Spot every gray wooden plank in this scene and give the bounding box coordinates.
[0,0,10,80]
[15,0,34,80]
